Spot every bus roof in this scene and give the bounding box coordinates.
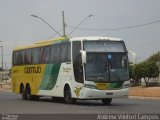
[13,36,122,51]
[13,37,69,51]
[70,36,122,41]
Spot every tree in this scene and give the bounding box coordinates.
[147,52,160,63]
[131,64,142,86]
[129,52,159,87]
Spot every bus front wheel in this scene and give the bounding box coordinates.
[64,86,76,104]
[101,98,112,105]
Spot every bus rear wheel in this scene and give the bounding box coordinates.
[20,86,27,100]
[25,85,32,100]
[25,85,39,100]
[64,86,76,104]
[101,98,112,105]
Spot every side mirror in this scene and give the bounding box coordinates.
[128,51,137,65]
[80,50,86,64]
[122,56,127,68]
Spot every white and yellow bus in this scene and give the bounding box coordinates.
[12,36,130,105]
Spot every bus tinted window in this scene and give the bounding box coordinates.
[13,51,19,65]
[60,43,71,62]
[24,49,31,64]
[13,42,71,65]
[72,41,84,83]
[40,46,50,63]
[50,45,55,63]
[32,48,40,64]
[66,43,71,62]
[60,44,67,62]
[17,50,24,65]
[53,45,60,63]
[84,41,126,52]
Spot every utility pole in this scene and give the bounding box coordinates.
[158,51,160,69]
[0,42,3,70]
[62,11,66,37]
[0,46,3,70]
[0,46,3,82]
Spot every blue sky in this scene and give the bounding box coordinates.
[0,0,160,68]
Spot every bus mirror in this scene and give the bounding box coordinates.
[122,56,127,68]
[80,50,86,64]
[128,51,137,65]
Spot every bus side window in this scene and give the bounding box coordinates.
[40,46,50,64]
[60,44,66,62]
[50,45,55,63]
[72,41,84,83]
[13,51,19,66]
[50,45,60,63]
[67,43,71,62]
[24,49,31,64]
[60,43,71,62]
[32,48,40,64]
[55,45,60,63]
[17,50,24,65]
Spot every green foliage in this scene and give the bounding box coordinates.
[147,52,160,63]
[129,51,159,87]
[132,64,141,80]
[129,66,133,79]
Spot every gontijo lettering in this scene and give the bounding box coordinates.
[24,66,41,73]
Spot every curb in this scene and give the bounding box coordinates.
[129,96,160,100]
[0,89,12,92]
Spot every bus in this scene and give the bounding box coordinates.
[12,36,130,105]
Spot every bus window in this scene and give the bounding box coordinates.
[50,45,55,63]
[40,46,50,63]
[17,50,24,65]
[55,45,61,63]
[32,48,40,64]
[72,41,84,83]
[66,43,71,62]
[60,43,71,62]
[13,51,19,65]
[50,45,60,63]
[24,49,31,64]
[60,44,67,62]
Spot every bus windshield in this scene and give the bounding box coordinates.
[84,41,126,52]
[84,41,129,82]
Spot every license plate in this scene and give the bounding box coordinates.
[106,92,113,95]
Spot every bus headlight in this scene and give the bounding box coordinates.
[122,83,130,89]
[84,84,97,89]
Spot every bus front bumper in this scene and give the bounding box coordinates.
[79,88,129,99]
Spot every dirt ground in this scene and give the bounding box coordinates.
[129,86,160,98]
[0,82,12,91]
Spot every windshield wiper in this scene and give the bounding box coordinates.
[86,77,96,81]
[86,76,105,82]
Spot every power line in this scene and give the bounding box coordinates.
[66,19,160,31]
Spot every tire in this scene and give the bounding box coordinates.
[25,85,33,100]
[64,86,76,104]
[101,98,112,105]
[24,85,39,100]
[21,87,27,100]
